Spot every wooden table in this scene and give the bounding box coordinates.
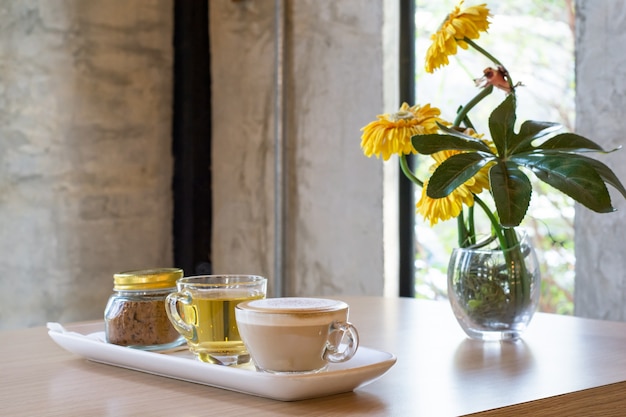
[2,296,626,416]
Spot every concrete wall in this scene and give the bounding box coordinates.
[210,0,385,297]
[0,0,385,329]
[575,0,626,320]
[0,0,174,329]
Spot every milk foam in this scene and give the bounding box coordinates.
[236,297,349,326]
[248,297,342,310]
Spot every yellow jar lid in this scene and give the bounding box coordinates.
[113,268,183,290]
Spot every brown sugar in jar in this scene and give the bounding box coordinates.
[104,268,186,350]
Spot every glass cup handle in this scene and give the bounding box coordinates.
[165,292,196,341]
[323,320,360,363]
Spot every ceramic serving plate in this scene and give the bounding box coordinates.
[47,321,396,401]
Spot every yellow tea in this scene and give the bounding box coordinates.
[165,275,267,366]
[181,293,264,364]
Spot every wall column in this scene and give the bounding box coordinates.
[0,0,174,329]
[210,0,385,296]
[575,0,626,320]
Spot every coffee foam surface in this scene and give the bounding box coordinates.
[236,297,348,326]
[246,297,345,311]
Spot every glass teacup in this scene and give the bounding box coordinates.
[165,275,267,365]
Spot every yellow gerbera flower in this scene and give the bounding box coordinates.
[425,1,491,73]
[416,131,493,226]
[360,103,445,161]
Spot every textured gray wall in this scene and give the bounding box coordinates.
[210,1,385,297]
[0,0,174,329]
[575,0,626,320]
[0,0,388,329]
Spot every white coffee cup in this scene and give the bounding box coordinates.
[235,297,359,374]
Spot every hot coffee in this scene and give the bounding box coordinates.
[235,297,359,373]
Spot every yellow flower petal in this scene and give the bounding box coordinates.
[417,178,474,226]
[425,1,491,73]
[360,103,447,161]
[416,129,494,225]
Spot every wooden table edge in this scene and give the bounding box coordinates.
[465,380,626,416]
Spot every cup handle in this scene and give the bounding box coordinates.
[165,292,196,342]
[323,320,359,363]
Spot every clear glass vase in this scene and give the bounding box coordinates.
[447,231,541,341]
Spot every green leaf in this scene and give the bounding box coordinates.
[517,154,614,213]
[534,133,617,153]
[510,120,561,153]
[426,153,493,198]
[488,94,517,158]
[412,133,492,155]
[517,120,562,139]
[436,122,482,141]
[488,161,532,227]
[519,152,626,200]
[576,155,626,200]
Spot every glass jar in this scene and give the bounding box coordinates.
[104,268,186,350]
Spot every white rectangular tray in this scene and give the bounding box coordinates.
[47,321,396,401]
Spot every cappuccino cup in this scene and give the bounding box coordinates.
[235,297,359,374]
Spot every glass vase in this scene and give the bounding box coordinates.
[447,230,541,341]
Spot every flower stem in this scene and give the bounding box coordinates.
[399,155,423,187]
[456,212,468,247]
[464,38,504,67]
[471,194,506,248]
[452,83,494,249]
[502,227,528,311]
[467,205,476,245]
[453,84,494,127]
